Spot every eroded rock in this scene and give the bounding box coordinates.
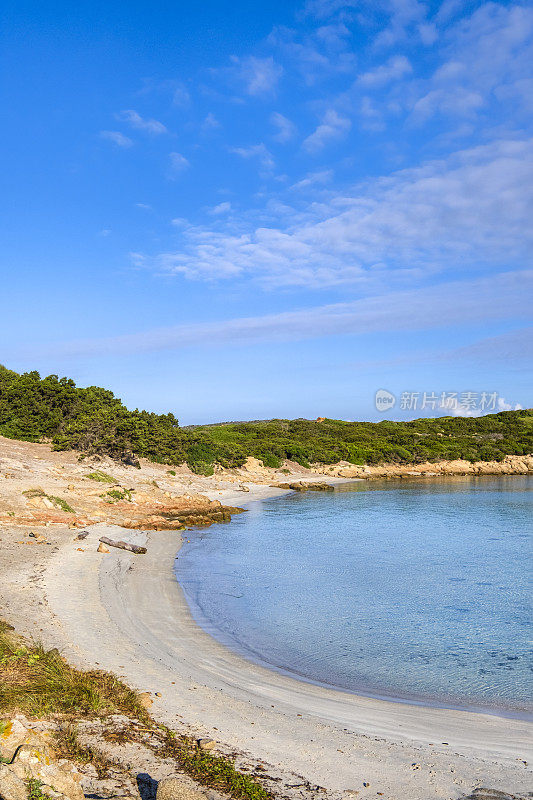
[156,776,208,800]
[0,764,27,800]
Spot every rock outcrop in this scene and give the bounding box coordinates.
[0,717,83,800]
[271,481,334,492]
[313,454,533,480]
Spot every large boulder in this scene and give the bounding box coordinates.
[156,776,208,800]
[9,740,84,800]
[0,764,27,800]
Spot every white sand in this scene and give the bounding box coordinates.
[37,486,533,800]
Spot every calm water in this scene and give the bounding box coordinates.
[175,476,533,715]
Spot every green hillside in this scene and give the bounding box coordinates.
[1,365,531,474]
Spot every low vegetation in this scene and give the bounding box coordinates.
[84,470,116,483]
[21,489,75,513]
[1,365,531,472]
[0,621,147,720]
[102,488,132,503]
[0,621,269,799]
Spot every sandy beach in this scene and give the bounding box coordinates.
[1,492,529,800]
[0,437,531,800]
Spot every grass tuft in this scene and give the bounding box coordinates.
[47,496,75,513]
[27,778,54,800]
[101,488,132,503]
[54,723,112,778]
[0,621,148,720]
[85,471,116,483]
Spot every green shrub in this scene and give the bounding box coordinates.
[103,488,132,503]
[188,461,215,477]
[1,365,531,471]
[47,496,75,513]
[258,453,282,469]
[85,470,115,483]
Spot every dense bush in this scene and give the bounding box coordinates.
[1,365,532,470]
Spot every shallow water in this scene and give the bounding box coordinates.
[175,476,533,714]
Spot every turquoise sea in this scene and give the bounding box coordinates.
[175,476,532,716]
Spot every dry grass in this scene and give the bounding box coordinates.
[54,723,114,778]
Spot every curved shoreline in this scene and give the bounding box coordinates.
[178,565,532,723]
[175,481,533,723]
[41,514,533,798]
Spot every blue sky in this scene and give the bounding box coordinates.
[1,0,532,423]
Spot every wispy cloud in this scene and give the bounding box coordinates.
[100,130,133,148]
[409,3,533,125]
[373,0,428,48]
[169,152,190,176]
[357,55,412,88]
[17,271,532,360]
[303,109,351,153]
[270,112,297,143]
[230,143,275,172]
[119,109,168,134]
[268,22,355,84]
[172,83,190,107]
[290,170,333,191]
[202,112,220,130]
[444,327,533,366]
[209,201,232,215]
[232,55,283,96]
[146,137,533,287]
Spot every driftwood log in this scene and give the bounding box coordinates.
[99,536,147,554]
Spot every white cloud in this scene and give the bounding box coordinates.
[233,55,283,96]
[172,84,190,107]
[410,87,484,123]
[135,203,152,210]
[418,22,438,45]
[373,0,428,48]
[496,397,523,412]
[100,130,133,148]
[137,137,533,288]
[230,143,275,172]
[408,3,533,125]
[270,112,297,143]
[209,202,232,215]
[203,112,220,129]
[119,109,167,134]
[448,395,523,417]
[268,23,356,83]
[290,170,333,191]
[357,55,412,87]
[303,109,351,153]
[20,270,532,359]
[169,152,190,175]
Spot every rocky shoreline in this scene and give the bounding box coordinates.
[312,453,533,480]
[1,436,531,533]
